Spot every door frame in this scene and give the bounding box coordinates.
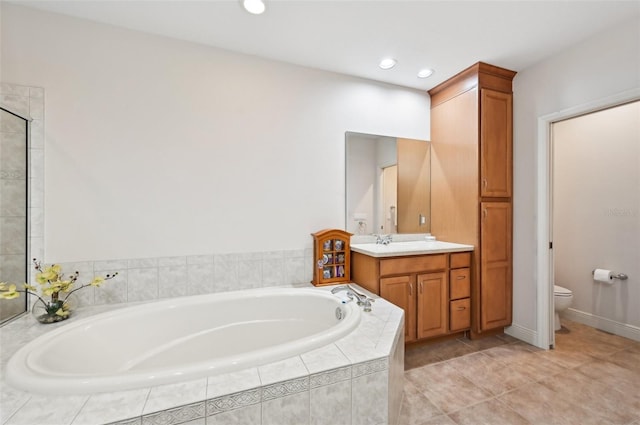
[535,87,640,349]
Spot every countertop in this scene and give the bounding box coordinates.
[350,240,474,258]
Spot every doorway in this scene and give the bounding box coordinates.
[550,100,639,347]
[538,90,640,349]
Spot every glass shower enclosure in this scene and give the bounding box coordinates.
[0,105,30,323]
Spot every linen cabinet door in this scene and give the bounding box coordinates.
[416,272,448,339]
[380,275,416,342]
[480,202,512,330]
[480,89,512,198]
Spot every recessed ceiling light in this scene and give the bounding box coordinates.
[417,68,434,78]
[379,58,397,70]
[243,0,265,15]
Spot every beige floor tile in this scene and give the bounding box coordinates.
[626,341,640,354]
[495,333,521,344]
[536,345,594,368]
[497,382,610,425]
[511,352,567,382]
[557,328,634,359]
[447,352,534,396]
[405,361,493,413]
[448,398,532,425]
[538,368,640,424]
[418,415,457,425]
[607,349,640,373]
[482,342,540,366]
[575,359,640,400]
[427,339,479,362]
[402,324,639,425]
[397,379,444,425]
[458,335,511,351]
[405,344,447,370]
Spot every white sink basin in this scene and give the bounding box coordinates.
[350,240,473,257]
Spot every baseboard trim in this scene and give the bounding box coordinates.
[563,308,640,342]
[504,323,540,348]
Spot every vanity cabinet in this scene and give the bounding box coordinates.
[355,251,471,343]
[311,229,352,286]
[449,252,471,332]
[429,62,515,337]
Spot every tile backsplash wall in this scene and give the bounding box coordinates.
[58,249,315,307]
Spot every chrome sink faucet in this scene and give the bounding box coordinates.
[331,285,374,312]
[375,234,393,245]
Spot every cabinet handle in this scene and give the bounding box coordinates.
[456,275,466,280]
[409,283,413,296]
[483,209,488,218]
[457,306,467,311]
[419,281,423,294]
[482,178,488,189]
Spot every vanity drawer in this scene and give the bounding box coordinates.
[380,254,447,276]
[449,268,470,300]
[450,252,471,269]
[450,298,471,332]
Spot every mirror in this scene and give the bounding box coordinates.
[345,132,430,235]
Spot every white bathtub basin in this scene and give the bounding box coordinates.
[351,240,474,257]
[7,287,361,395]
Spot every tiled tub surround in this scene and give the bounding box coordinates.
[47,249,317,309]
[0,285,405,425]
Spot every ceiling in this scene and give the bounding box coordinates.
[11,0,640,91]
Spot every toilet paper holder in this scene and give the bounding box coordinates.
[592,270,628,280]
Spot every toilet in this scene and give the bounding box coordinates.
[553,285,573,331]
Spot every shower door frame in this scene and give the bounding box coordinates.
[0,105,31,324]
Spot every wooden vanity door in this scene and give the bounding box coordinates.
[380,275,416,343]
[416,272,448,339]
[480,202,512,330]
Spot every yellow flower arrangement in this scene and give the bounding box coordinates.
[0,259,117,323]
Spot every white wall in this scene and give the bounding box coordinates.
[553,101,639,329]
[1,4,429,263]
[512,17,640,333]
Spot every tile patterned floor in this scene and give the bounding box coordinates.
[399,320,640,425]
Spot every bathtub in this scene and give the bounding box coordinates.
[7,287,361,395]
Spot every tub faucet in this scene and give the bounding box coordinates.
[375,234,393,245]
[331,285,374,312]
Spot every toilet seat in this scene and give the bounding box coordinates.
[554,285,572,297]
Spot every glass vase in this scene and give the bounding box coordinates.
[31,295,76,324]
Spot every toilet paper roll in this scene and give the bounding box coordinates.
[593,269,614,284]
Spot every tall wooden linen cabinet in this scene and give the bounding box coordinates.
[428,62,516,337]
